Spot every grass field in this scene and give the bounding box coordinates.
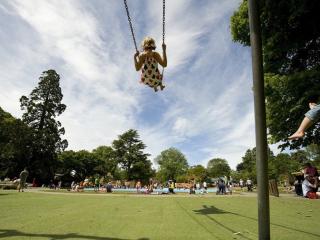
[0,190,319,240]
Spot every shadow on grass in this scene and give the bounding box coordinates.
[194,205,252,239]
[194,205,320,239]
[0,229,149,240]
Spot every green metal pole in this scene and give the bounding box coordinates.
[248,0,270,239]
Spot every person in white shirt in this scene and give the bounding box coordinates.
[239,179,244,190]
[302,175,320,199]
[203,181,207,193]
[246,179,253,192]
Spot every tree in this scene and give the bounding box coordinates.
[58,150,101,181]
[92,146,118,177]
[268,153,300,181]
[305,144,320,167]
[231,0,320,74]
[112,129,152,181]
[20,70,68,182]
[235,147,274,182]
[186,165,207,182]
[290,150,309,166]
[231,0,320,149]
[154,147,189,182]
[207,158,231,178]
[265,72,320,150]
[0,107,33,179]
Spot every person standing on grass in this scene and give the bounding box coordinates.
[203,181,207,193]
[94,177,100,192]
[246,179,253,192]
[239,179,244,190]
[18,168,28,192]
[168,180,175,194]
[136,180,141,193]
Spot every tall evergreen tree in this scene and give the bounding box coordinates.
[112,129,152,181]
[20,70,67,182]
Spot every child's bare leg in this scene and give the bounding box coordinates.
[288,117,313,140]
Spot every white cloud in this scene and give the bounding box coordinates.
[0,0,263,171]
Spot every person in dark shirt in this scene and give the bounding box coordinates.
[18,168,29,192]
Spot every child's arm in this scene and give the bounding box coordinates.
[134,52,144,71]
[153,44,167,67]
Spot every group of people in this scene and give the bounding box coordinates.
[216,177,234,195]
[135,179,158,194]
[239,179,253,192]
[70,178,113,193]
[189,181,208,194]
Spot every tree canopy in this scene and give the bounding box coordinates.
[155,147,189,182]
[186,165,208,182]
[231,0,320,74]
[231,0,320,149]
[207,158,231,178]
[112,129,153,181]
[0,107,33,179]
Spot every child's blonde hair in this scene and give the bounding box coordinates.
[142,37,156,50]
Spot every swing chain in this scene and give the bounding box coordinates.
[162,0,165,45]
[124,0,165,50]
[124,0,138,52]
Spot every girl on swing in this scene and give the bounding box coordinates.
[134,37,167,92]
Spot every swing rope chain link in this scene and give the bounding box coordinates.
[162,0,165,45]
[161,0,166,77]
[124,0,165,52]
[124,0,138,53]
[124,0,166,81]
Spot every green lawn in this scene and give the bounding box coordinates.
[0,191,319,240]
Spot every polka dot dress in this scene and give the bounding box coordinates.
[140,57,162,88]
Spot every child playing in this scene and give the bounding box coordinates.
[289,95,320,140]
[134,37,167,92]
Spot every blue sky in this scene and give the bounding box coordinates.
[0,0,280,169]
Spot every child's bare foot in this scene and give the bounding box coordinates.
[160,85,165,91]
[288,131,305,140]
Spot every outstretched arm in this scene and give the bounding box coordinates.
[154,44,167,67]
[134,52,144,71]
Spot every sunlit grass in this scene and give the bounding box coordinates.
[0,190,319,240]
